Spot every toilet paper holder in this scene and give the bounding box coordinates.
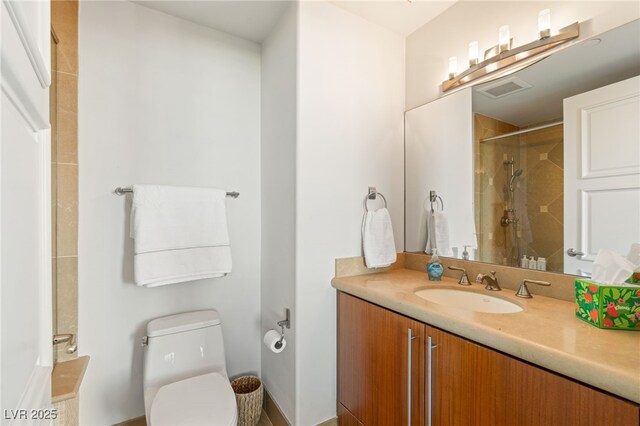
[277,308,290,330]
[275,309,290,349]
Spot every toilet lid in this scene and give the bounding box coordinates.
[150,372,237,426]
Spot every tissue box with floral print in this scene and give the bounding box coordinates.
[575,279,640,330]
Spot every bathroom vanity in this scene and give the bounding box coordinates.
[333,260,640,426]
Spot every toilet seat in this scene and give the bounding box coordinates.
[150,372,238,426]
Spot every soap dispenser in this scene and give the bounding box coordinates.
[462,245,470,260]
[427,249,444,281]
[528,256,537,269]
[520,255,528,268]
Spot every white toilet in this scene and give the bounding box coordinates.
[143,310,238,426]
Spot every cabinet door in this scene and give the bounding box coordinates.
[338,292,425,425]
[426,325,640,426]
[426,325,508,425]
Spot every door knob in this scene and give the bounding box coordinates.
[567,248,584,257]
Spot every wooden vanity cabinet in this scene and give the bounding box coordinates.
[337,292,424,425]
[427,325,639,426]
[337,291,640,426]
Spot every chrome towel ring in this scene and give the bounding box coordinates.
[364,187,388,212]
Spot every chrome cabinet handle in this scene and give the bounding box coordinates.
[567,248,585,257]
[407,328,417,426]
[427,336,438,426]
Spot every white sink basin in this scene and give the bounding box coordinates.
[415,288,523,314]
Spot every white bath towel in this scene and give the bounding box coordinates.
[130,185,232,287]
[363,208,397,268]
[424,210,453,257]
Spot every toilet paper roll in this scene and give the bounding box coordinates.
[263,329,286,353]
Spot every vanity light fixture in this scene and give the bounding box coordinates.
[498,25,510,53]
[469,41,479,66]
[448,56,458,79]
[538,9,551,39]
[442,18,579,93]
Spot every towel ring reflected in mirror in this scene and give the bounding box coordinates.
[363,192,387,212]
[428,190,444,213]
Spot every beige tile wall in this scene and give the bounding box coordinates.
[51,1,80,420]
[519,123,564,272]
[474,114,564,273]
[474,114,519,266]
[51,0,78,363]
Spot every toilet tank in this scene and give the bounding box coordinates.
[143,310,228,390]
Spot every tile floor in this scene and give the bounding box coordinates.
[121,409,274,426]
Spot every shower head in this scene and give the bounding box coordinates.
[509,168,523,191]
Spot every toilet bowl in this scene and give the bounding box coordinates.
[143,310,238,426]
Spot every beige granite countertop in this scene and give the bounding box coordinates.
[332,268,640,404]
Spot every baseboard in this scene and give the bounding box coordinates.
[263,390,338,426]
[112,416,146,426]
[317,417,338,426]
[264,390,290,426]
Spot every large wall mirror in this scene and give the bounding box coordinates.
[405,19,640,277]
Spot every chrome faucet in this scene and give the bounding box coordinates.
[479,271,501,291]
[448,266,470,285]
[516,279,551,298]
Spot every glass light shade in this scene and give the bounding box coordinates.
[448,56,457,79]
[469,41,479,66]
[499,25,510,52]
[538,9,551,38]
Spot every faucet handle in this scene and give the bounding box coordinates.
[53,333,77,354]
[448,266,471,286]
[516,279,551,298]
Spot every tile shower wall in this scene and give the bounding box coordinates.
[520,123,564,272]
[51,0,79,364]
[474,114,519,266]
[475,114,564,272]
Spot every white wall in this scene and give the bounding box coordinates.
[260,3,298,423]
[405,88,474,254]
[406,1,640,109]
[296,2,405,423]
[78,2,261,424]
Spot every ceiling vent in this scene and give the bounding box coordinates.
[476,76,532,99]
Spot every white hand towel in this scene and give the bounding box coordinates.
[425,210,436,255]
[424,210,453,257]
[363,208,397,268]
[130,185,232,287]
[433,211,453,257]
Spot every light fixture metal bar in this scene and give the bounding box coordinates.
[442,22,579,93]
[480,120,563,142]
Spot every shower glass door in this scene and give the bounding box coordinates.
[475,114,564,272]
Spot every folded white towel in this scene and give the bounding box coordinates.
[363,208,397,268]
[130,185,232,287]
[425,210,453,257]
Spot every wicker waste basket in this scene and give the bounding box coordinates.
[231,376,263,426]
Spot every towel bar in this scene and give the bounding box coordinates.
[114,186,240,198]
